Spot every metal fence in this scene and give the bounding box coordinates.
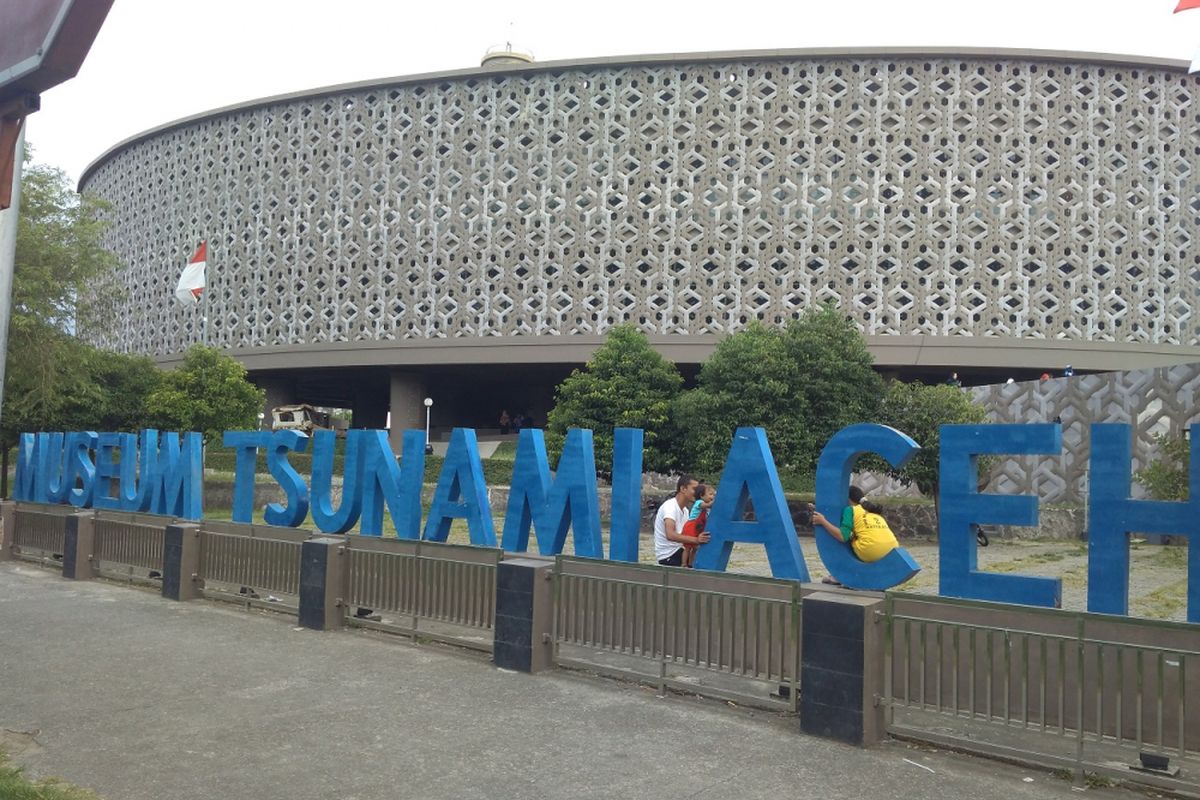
[884,592,1200,793]
[344,536,500,652]
[93,511,170,584]
[553,557,801,711]
[198,520,308,611]
[10,503,74,565]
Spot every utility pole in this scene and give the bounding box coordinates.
[0,124,23,424]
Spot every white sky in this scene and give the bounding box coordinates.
[23,0,1200,184]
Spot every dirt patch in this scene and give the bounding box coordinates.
[0,728,43,758]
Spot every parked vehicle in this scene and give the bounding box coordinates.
[271,404,347,437]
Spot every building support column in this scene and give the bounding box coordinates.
[389,370,426,454]
[351,383,388,431]
[256,376,296,429]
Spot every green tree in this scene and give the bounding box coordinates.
[145,345,264,444]
[672,307,883,476]
[1,154,124,483]
[78,349,163,432]
[546,325,683,475]
[12,158,119,334]
[875,380,989,499]
[671,322,806,475]
[1134,434,1189,501]
[2,325,97,437]
[782,305,884,466]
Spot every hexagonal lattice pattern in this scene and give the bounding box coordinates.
[856,363,1200,505]
[969,363,1200,505]
[81,53,1200,356]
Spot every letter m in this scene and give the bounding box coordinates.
[500,428,603,559]
[13,433,37,501]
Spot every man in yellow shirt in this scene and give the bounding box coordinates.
[812,485,899,564]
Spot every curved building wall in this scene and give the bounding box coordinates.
[82,49,1200,364]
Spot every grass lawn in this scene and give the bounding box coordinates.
[0,751,102,800]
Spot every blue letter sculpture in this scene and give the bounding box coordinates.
[1088,424,1200,623]
[263,430,310,527]
[224,430,270,523]
[117,431,155,512]
[35,432,69,504]
[92,432,123,511]
[310,429,364,534]
[424,428,496,546]
[13,433,36,502]
[814,423,922,590]
[693,427,809,581]
[607,428,644,562]
[66,431,98,508]
[144,431,203,519]
[939,424,1062,607]
[359,429,425,537]
[500,428,603,558]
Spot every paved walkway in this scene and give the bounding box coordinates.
[0,563,1150,800]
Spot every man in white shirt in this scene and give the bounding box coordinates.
[653,474,709,566]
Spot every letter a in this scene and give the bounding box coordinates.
[693,427,808,581]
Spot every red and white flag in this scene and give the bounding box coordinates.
[174,241,206,305]
[1176,0,1200,72]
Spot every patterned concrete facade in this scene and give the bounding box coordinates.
[970,363,1200,505]
[80,48,1200,374]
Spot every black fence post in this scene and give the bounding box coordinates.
[298,537,348,631]
[0,501,14,561]
[493,557,554,673]
[800,591,887,746]
[61,511,96,580]
[162,523,202,601]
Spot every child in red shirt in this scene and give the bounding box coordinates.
[680,483,714,567]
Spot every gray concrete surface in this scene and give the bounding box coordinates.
[0,562,1144,800]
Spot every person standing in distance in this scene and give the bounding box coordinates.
[654,475,710,566]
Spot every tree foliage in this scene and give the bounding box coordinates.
[1,332,161,445]
[2,154,136,451]
[546,325,682,474]
[782,306,884,465]
[671,322,805,475]
[672,307,883,475]
[2,325,95,443]
[145,345,264,444]
[875,381,989,497]
[13,158,119,334]
[1134,434,1189,501]
[80,349,163,432]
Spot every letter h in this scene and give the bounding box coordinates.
[1088,424,1200,623]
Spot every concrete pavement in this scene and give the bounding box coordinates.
[0,561,1142,800]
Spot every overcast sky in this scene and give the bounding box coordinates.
[23,0,1200,184]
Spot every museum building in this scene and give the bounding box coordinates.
[78,47,1200,446]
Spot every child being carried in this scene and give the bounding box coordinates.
[680,482,715,568]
